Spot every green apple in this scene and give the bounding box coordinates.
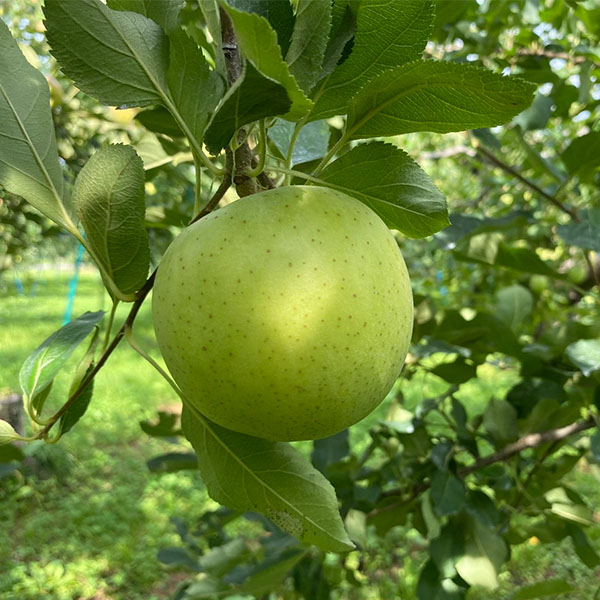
[529,274,549,294]
[152,185,413,441]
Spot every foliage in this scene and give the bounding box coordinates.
[1,0,599,598]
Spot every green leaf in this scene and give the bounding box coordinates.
[140,411,181,438]
[181,404,354,553]
[561,131,600,182]
[545,487,595,526]
[494,243,563,278]
[221,2,313,120]
[285,0,332,92]
[0,420,20,446]
[513,579,574,599]
[513,92,553,131]
[107,0,184,33]
[311,429,349,475]
[146,452,199,473]
[557,209,600,252]
[197,0,226,78]
[197,537,252,575]
[311,0,434,120]
[591,429,600,463]
[0,20,72,230]
[429,523,465,579]
[157,547,199,571]
[19,311,105,402]
[494,285,533,333]
[566,339,600,377]
[204,62,291,154]
[59,365,95,436]
[320,0,356,81]
[346,61,536,140]
[72,145,149,299]
[44,0,170,108]
[430,470,465,517]
[455,517,507,590]
[136,107,183,137]
[239,549,307,596]
[417,560,466,600]
[59,327,99,436]
[431,357,476,385]
[566,523,600,568]
[318,141,448,238]
[167,29,225,146]
[228,0,295,56]
[269,119,330,166]
[483,399,519,445]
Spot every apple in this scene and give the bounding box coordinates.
[152,185,413,441]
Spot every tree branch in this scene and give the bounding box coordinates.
[374,417,596,512]
[473,143,579,221]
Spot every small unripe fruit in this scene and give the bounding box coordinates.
[153,186,413,441]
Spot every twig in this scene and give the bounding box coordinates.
[376,417,596,507]
[473,143,579,221]
[35,269,157,438]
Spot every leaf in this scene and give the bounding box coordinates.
[561,131,600,182]
[494,285,533,333]
[494,243,563,278]
[147,452,198,473]
[204,62,291,154]
[72,145,149,299]
[239,549,307,596]
[269,119,330,166]
[318,141,448,238]
[167,29,225,146]
[513,579,574,599]
[431,358,476,385]
[0,20,72,230]
[319,0,356,81]
[346,61,536,140]
[181,404,354,553]
[285,0,332,92]
[417,560,466,600]
[136,107,183,137]
[107,0,184,33]
[228,0,295,56]
[0,420,20,446]
[157,547,199,571]
[566,523,600,568]
[197,537,252,576]
[221,2,313,120]
[430,470,465,517]
[455,517,507,590]
[513,92,553,130]
[311,429,349,475]
[591,429,600,463]
[483,399,519,445]
[310,0,435,120]
[429,522,465,579]
[566,339,600,377]
[197,0,226,78]
[140,411,181,438]
[59,364,95,436]
[19,311,105,402]
[557,208,600,252]
[44,0,170,108]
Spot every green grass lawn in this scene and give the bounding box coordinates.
[0,267,598,600]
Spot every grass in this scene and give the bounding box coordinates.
[0,267,599,600]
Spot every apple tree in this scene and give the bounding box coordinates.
[1,0,599,598]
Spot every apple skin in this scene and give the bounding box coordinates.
[152,185,413,441]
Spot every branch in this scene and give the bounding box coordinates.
[35,269,157,438]
[374,417,596,512]
[473,143,579,221]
